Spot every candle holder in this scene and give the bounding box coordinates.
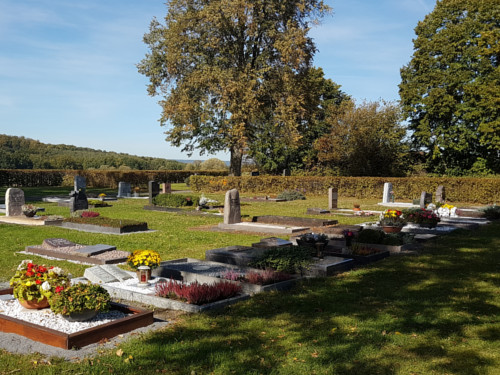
[137,265,151,287]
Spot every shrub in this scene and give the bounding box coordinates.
[349,244,382,256]
[481,204,500,220]
[153,193,199,207]
[277,190,306,201]
[155,280,241,305]
[382,233,415,246]
[49,282,110,316]
[357,229,385,244]
[250,246,312,274]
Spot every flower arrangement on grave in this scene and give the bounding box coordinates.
[127,249,161,270]
[437,203,456,217]
[81,210,100,218]
[379,209,406,227]
[9,260,70,304]
[98,193,106,199]
[297,233,328,245]
[403,208,440,227]
[49,282,110,317]
[343,229,355,246]
[21,204,39,217]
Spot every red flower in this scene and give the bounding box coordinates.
[38,266,47,273]
[55,286,64,293]
[25,271,34,277]
[35,279,42,285]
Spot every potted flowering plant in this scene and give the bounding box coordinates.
[379,209,406,233]
[296,233,329,258]
[21,204,39,217]
[49,282,111,321]
[127,249,161,280]
[9,260,70,309]
[403,208,440,228]
[343,229,355,246]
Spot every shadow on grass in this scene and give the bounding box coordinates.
[96,222,499,374]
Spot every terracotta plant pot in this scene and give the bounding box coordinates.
[353,207,361,212]
[18,297,49,310]
[382,226,403,234]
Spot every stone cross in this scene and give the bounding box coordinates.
[223,189,241,224]
[162,183,172,194]
[117,182,131,198]
[5,188,25,216]
[419,191,432,208]
[74,175,86,193]
[148,181,160,205]
[382,182,393,203]
[435,185,446,204]
[328,188,338,210]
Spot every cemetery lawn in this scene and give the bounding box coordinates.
[0,195,498,374]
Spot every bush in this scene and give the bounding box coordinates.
[382,233,415,246]
[153,193,199,207]
[49,282,110,315]
[277,190,306,201]
[155,280,241,305]
[481,205,500,220]
[250,246,312,274]
[357,229,385,244]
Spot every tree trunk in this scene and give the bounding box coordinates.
[229,147,243,176]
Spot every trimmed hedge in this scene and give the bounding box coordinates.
[0,169,227,188]
[189,176,500,204]
[153,193,199,207]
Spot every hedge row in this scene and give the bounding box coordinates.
[190,176,500,204]
[0,169,227,188]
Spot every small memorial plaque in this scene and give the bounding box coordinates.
[84,266,119,284]
[43,238,76,249]
[101,265,134,282]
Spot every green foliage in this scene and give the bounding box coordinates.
[138,0,330,175]
[190,175,500,203]
[250,246,313,274]
[277,189,306,201]
[481,204,500,220]
[382,233,415,246]
[49,282,111,315]
[200,158,228,171]
[399,0,500,174]
[153,193,199,207]
[357,229,386,245]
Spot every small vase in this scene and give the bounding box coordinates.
[382,226,403,234]
[136,268,152,282]
[63,309,98,322]
[18,297,49,309]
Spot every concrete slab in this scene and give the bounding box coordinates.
[305,256,355,277]
[218,222,308,234]
[76,244,117,257]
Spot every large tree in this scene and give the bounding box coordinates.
[399,0,500,175]
[313,101,408,176]
[137,0,329,175]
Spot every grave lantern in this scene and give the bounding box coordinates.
[137,265,151,287]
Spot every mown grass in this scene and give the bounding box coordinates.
[0,189,498,374]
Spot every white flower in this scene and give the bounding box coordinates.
[41,281,51,291]
[50,267,64,275]
[17,260,33,270]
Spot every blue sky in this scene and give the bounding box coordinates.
[0,0,434,161]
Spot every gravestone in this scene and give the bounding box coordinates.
[162,183,172,194]
[306,207,330,215]
[69,190,88,212]
[419,191,432,208]
[382,182,393,204]
[223,189,241,224]
[148,181,160,205]
[251,237,293,248]
[5,188,25,216]
[328,188,338,210]
[84,265,133,284]
[251,171,259,176]
[117,182,131,198]
[74,175,86,193]
[436,185,446,204]
[43,238,76,249]
[283,169,291,176]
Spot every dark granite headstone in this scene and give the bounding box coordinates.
[148,181,160,205]
[74,175,86,193]
[43,238,76,249]
[5,188,25,216]
[224,189,241,224]
[328,188,338,209]
[69,190,88,212]
[117,182,131,198]
[251,237,293,248]
[436,185,446,204]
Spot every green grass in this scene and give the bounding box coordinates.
[0,190,498,374]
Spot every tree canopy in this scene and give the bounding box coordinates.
[399,0,500,175]
[138,0,330,176]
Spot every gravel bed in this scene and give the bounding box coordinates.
[0,296,127,334]
[94,249,130,260]
[39,243,85,252]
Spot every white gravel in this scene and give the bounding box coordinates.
[0,295,127,334]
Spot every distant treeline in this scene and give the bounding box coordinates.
[0,134,188,170]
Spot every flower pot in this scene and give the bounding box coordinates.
[18,297,49,309]
[382,226,403,234]
[23,210,37,218]
[353,207,361,212]
[63,309,98,322]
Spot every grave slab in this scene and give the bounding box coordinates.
[75,244,117,257]
[205,245,266,266]
[305,256,355,277]
[251,237,293,248]
[306,208,330,215]
[218,222,308,234]
[252,215,337,227]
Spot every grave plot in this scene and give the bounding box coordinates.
[25,238,130,265]
[154,258,302,294]
[0,288,154,350]
[84,265,250,313]
[323,248,390,266]
[252,215,338,227]
[60,217,149,234]
[240,197,286,202]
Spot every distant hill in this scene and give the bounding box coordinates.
[0,134,186,170]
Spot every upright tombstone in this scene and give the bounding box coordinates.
[435,185,446,204]
[74,175,86,193]
[69,190,88,213]
[162,183,172,194]
[283,169,291,176]
[328,188,338,210]
[419,191,432,209]
[382,182,393,204]
[223,189,241,224]
[148,181,160,205]
[5,188,25,216]
[117,182,131,198]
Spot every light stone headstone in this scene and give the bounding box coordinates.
[419,191,432,208]
[382,182,393,203]
[223,189,241,224]
[5,188,25,217]
[148,181,160,205]
[74,175,86,192]
[328,188,338,210]
[162,183,172,194]
[117,182,131,198]
[436,185,446,204]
